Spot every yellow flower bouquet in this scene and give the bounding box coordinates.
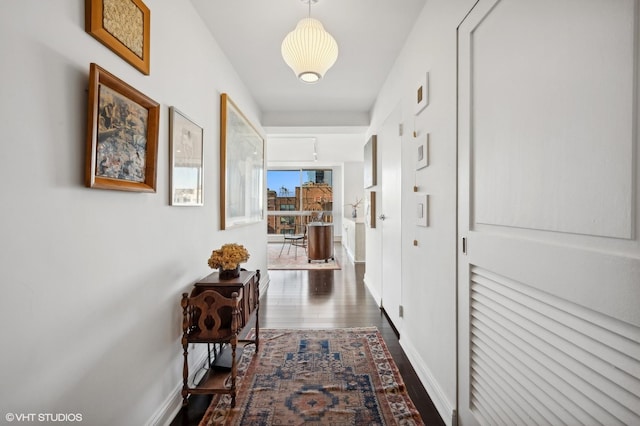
[207,243,250,278]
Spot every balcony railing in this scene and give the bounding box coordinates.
[267,211,333,237]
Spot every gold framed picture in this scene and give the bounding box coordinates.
[85,63,159,192]
[85,0,151,75]
[220,93,264,229]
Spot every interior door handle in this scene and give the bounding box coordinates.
[378,214,386,221]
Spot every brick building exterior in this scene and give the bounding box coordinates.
[267,183,333,235]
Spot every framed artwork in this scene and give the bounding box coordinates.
[416,133,429,170]
[169,107,203,206]
[366,191,377,229]
[85,0,151,75]
[364,135,377,188]
[416,193,429,227]
[220,93,264,230]
[414,71,429,115]
[85,63,159,192]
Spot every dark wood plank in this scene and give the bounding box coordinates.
[171,243,445,426]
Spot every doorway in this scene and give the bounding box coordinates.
[379,104,404,331]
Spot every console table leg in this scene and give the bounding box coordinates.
[181,342,189,406]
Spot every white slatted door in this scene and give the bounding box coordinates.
[457,0,640,425]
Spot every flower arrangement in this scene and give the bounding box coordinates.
[207,243,250,270]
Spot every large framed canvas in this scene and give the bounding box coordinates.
[85,63,159,192]
[220,93,264,230]
[364,135,377,188]
[85,0,151,75]
[169,107,203,206]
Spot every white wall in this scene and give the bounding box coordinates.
[0,1,267,425]
[342,161,365,219]
[367,0,476,423]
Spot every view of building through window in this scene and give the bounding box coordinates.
[267,169,333,235]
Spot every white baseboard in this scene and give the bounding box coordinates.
[400,338,454,426]
[345,247,356,264]
[363,274,381,306]
[147,381,182,426]
[146,348,210,426]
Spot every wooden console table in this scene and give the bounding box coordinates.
[181,269,260,406]
[191,269,260,333]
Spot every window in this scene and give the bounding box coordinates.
[267,169,333,235]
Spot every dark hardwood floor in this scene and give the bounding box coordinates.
[171,243,445,426]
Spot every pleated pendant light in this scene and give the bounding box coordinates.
[281,0,338,83]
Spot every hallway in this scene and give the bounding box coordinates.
[172,243,444,425]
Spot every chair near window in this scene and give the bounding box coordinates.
[279,223,307,258]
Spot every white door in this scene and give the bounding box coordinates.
[379,105,403,330]
[457,0,640,425]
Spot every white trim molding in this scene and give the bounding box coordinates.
[400,338,454,426]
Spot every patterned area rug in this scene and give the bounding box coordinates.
[268,243,340,270]
[199,328,424,425]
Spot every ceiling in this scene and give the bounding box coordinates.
[190,0,427,130]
